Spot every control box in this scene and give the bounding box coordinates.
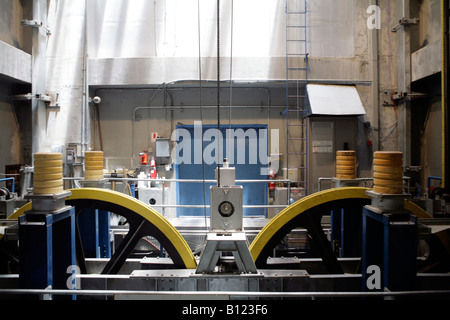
[210,186,243,232]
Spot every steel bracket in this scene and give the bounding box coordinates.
[21,19,51,35]
[195,232,257,274]
[392,17,420,32]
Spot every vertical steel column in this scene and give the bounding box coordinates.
[370,0,381,151]
[397,0,412,167]
[78,209,111,258]
[31,0,48,155]
[98,210,112,258]
[442,0,450,189]
[77,209,100,258]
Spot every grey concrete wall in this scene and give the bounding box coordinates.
[89,0,377,182]
[92,85,287,173]
[0,0,443,194]
[0,1,32,173]
[0,0,32,54]
[0,80,30,176]
[410,0,443,190]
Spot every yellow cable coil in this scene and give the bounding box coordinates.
[85,151,104,180]
[33,152,64,194]
[336,150,356,179]
[373,151,403,194]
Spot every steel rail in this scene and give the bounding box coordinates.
[0,288,449,298]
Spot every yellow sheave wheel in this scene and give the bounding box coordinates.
[336,160,355,166]
[373,158,403,166]
[85,169,104,175]
[336,151,355,156]
[85,165,104,170]
[373,178,402,187]
[336,155,355,161]
[373,186,403,194]
[34,160,63,168]
[373,165,403,174]
[373,171,403,180]
[33,186,64,195]
[374,151,403,158]
[336,169,356,174]
[336,164,355,170]
[85,160,103,165]
[34,153,63,160]
[34,167,63,174]
[34,180,63,188]
[34,173,63,181]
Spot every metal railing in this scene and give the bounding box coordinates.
[0,287,449,300]
[63,177,294,211]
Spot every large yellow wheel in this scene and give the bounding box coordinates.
[10,188,197,273]
[249,188,371,272]
[249,187,431,271]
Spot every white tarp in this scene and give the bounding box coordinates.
[307,84,366,116]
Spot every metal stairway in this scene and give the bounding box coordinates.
[284,0,309,195]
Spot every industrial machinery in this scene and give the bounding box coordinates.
[0,0,449,301]
[196,159,257,274]
[0,160,449,299]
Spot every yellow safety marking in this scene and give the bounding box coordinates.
[4,188,197,269]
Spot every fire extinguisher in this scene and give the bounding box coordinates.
[269,169,276,191]
[150,157,157,179]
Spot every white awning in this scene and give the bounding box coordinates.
[307,84,366,116]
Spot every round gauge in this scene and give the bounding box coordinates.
[218,201,234,217]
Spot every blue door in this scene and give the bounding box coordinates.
[175,124,268,217]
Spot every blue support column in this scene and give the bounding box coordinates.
[341,206,363,257]
[19,207,76,299]
[18,214,53,292]
[330,209,341,255]
[362,206,417,292]
[331,207,363,258]
[78,209,99,258]
[98,210,111,258]
[78,209,111,258]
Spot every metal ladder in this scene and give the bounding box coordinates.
[284,0,309,195]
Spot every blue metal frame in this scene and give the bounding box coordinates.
[0,177,15,193]
[331,206,363,257]
[78,209,111,258]
[19,207,76,299]
[361,207,418,292]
